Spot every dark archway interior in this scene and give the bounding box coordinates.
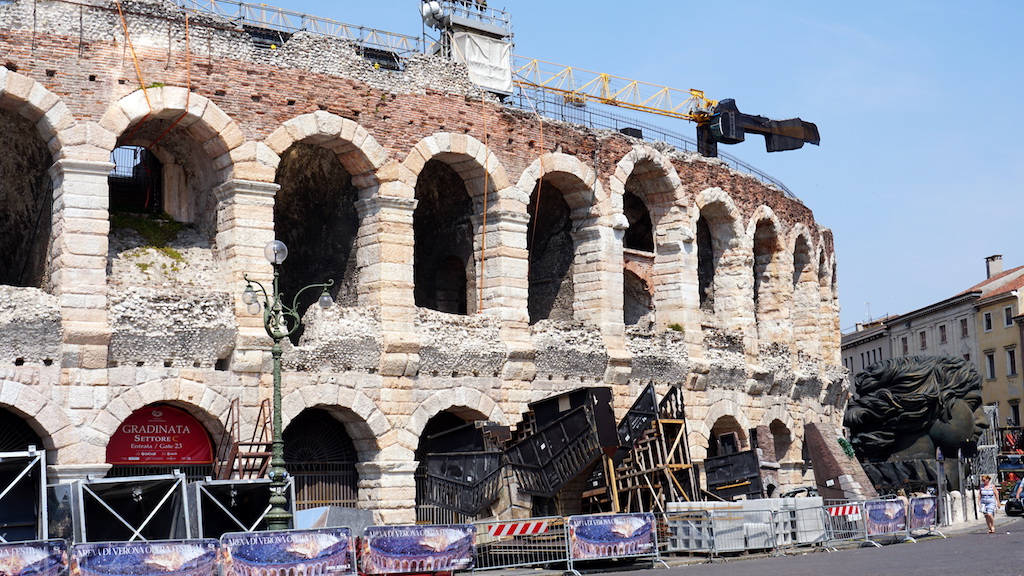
[275,143,360,342]
[527,181,574,324]
[708,416,744,459]
[0,408,43,452]
[697,215,714,310]
[622,191,654,252]
[284,408,359,508]
[414,410,469,516]
[793,236,811,286]
[414,159,474,314]
[0,109,52,288]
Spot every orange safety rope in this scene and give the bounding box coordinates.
[149,13,191,149]
[116,0,152,144]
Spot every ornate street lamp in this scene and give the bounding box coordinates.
[242,240,334,530]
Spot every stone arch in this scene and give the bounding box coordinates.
[789,225,818,357]
[407,387,507,442]
[100,87,245,179]
[265,111,389,186]
[747,206,788,346]
[606,145,683,219]
[281,384,390,460]
[0,379,72,460]
[693,188,749,329]
[90,378,232,451]
[518,153,599,324]
[404,134,515,315]
[606,146,687,329]
[0,67,75,155]
[0,69,73,288]
[760,405,798,462]
[516,152,599,218]
[703,397,752,458]
[401,133,514,209]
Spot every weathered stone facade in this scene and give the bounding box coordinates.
[0,0,846,522]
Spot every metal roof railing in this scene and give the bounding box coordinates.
[173,0,422,56]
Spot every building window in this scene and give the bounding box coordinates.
[961,318,969,339]
[985,352,996,379]
[964,353,971,362]
[1005,306,1014,327]
[1012,403,1021,427]
[919,331,927,350]
[984,312,993,332]
[901,337,908,355]
[939,324,947,344]
[1008,348,1018,377]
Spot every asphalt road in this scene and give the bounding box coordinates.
[618,518,1024,576]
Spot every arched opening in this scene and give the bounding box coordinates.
[753,219,780,318]
[697,215,714,310]
[274,142,360,343]
[414,159,475,315]
[284,408,359,510]
[770,419,793,463]
[623,269,652,326]
[0,109,52,288]
[528,181,574,323]
[707,416,746,459]
[106,403,216,481]
[622,191,654,252]
[415,410,480,523]
[792,235,816,355]
[0,407,44,452]
[106,117,236,369]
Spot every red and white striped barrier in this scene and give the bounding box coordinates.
[487,520,549,537]
[827,504,861,517]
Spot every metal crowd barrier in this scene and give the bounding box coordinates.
[472,516,568,572]
[821,501,867,551]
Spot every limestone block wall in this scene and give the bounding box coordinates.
[0,0,845,522]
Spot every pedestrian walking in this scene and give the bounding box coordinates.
[979,474,1000,533]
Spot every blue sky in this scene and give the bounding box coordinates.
[280,0,1024,330]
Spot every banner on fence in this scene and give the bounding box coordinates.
[908,496,937,531]
[567,513,656,560]
[73,539,218,576]
[863,500,907,536]
[360,525,474,574]
[827,504,861,519]
[0,539,67,576]
[221,529,355,576]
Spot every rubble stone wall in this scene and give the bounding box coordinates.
[0,0,845,521]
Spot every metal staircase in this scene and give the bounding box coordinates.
[214,398,273,480]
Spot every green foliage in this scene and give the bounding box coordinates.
[668,323,684,332]
[111,212,183,248]
[837,437,856,458]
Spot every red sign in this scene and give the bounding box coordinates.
[106,405,213,465]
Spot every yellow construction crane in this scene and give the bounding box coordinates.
[512,57,819,157]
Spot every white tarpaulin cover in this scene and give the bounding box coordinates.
[451,31,513,94]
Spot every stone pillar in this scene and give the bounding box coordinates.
[50,159,113,370]
[356,195,419,377]
[214,179,278,370]
[572,225,631,395]
[471,210,535,380]
[356,459,419,525]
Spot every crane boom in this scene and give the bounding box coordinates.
[512,56,819,158]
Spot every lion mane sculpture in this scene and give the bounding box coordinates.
[843,355,988,491]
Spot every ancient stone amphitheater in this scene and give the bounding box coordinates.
[0,0,845,523]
